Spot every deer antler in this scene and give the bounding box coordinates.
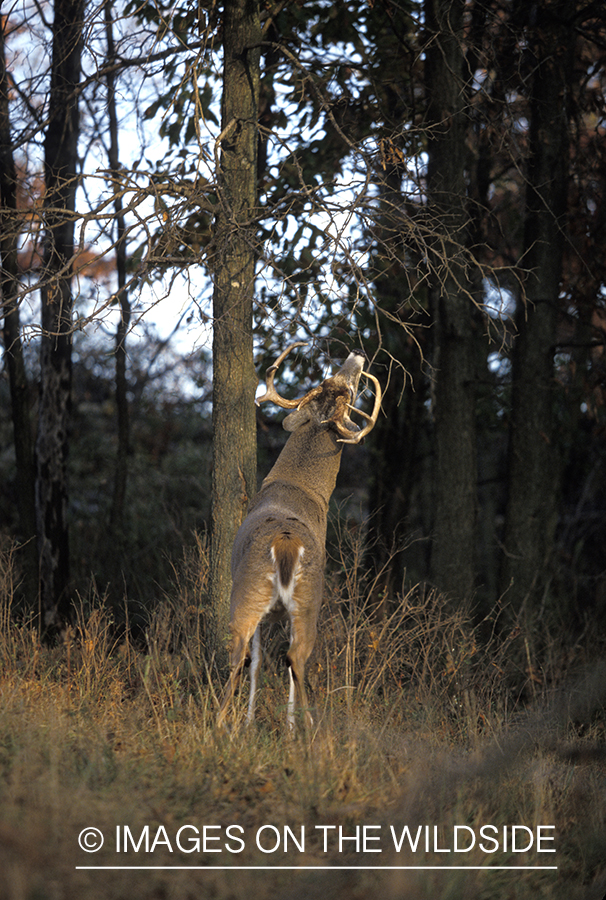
[216,348,384,734]
[256,341,318,409]
[334,372,382,444]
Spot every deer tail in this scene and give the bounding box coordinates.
[271,532,304,593]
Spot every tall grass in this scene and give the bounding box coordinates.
[0,534,604,899]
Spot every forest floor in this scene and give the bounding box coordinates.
[0,538,605,900]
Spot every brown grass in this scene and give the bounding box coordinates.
[0,533,605,900]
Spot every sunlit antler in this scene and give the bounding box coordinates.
[334,372,382,444]
[255,341,316,409]
[217,347,383,735]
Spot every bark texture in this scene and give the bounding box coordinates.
[36,0,85,630]
[105,2,131,532]
[500,0,574,609]
[425,0,478,601]
[210,0,261,643]
[0,20,36,568]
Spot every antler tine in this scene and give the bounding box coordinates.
[336,372,382,444]
[256,341,311,409]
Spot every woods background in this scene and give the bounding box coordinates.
[1,0,605,656]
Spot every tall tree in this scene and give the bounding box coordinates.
[36,0,85,630]
[105,2,131,532]
[499,0,575,611]
[209,0,261,643]
[424,0,478,601]
[0,16,37,602]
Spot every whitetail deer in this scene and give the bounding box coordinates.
[216,342,381,732]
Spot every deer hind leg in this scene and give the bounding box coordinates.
[216,630,250,730]
[246,625,262,724]
[286,603,319,733]
[216,578,274,730]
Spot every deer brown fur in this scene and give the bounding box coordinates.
[216,344,381,732]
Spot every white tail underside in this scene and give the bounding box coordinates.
[216,346,381,733]
[246,544,305,725]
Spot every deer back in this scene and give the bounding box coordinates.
[217,347,382,731]
[230,382,348,596]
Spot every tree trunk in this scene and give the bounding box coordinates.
[36,0,85,632]
[499,0,574,610]
[367,161,430,613]
[210,0,261,647]
[0,19,38,609]
[0,21,35,539]
[425,0,478,602]
[105,2,131,533]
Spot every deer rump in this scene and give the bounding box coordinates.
[216,345,381,733]
[227,502,324,728]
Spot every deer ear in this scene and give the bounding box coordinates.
[283,407,312,432]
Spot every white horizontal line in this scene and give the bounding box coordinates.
[75,865,558,871]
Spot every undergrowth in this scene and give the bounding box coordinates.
[0,534,605,900]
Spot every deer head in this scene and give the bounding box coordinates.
[216,343,382,734]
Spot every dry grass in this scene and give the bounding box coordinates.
[0,534,605,900]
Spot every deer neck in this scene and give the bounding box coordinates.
[260,424,343,514]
